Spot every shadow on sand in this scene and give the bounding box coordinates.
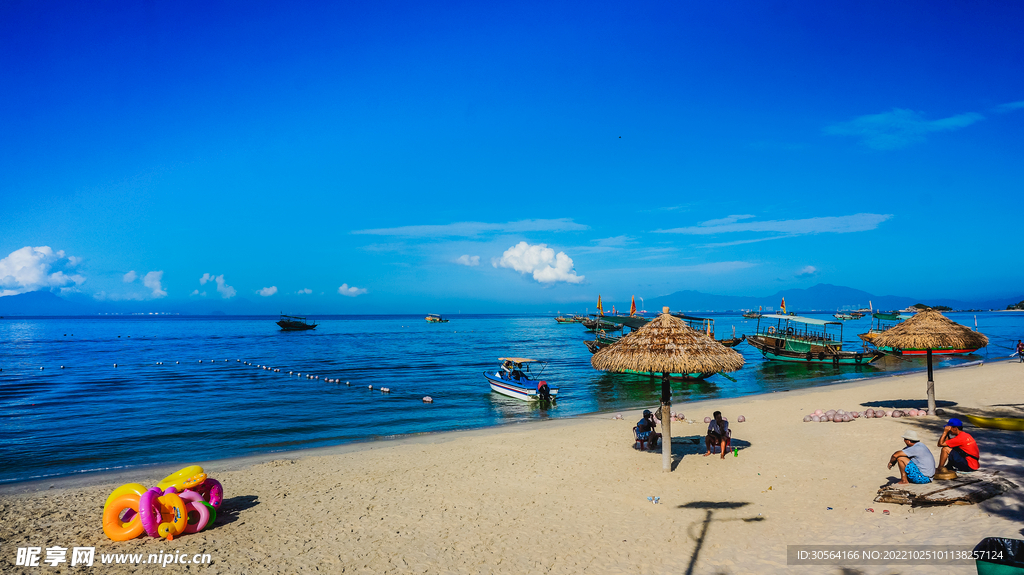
[677,501,764,575]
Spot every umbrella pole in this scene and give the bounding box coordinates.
[926,349,935,415]
[661,372,672,472]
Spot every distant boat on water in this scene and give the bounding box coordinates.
[277,314,317,331]
[425,313,450,323]
[745,314,881,364]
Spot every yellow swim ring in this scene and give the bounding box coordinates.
[103,483,147,517]
[157,465,207,492]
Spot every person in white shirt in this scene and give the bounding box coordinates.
[704,411,730,459]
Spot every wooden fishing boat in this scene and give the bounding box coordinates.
[746,314,881,365]
[425,313,449,323]
[742,310,762,319]
[277,314,317,331]
[582,317,623,332]
[555,315,585,324]
[962,414,1024,431]
[858,313,983,355]
[834,312,856,320]
[483,358,557,402]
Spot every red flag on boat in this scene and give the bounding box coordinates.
[630,296,636,316]
[780,297,787,314]
[597,295,603,316]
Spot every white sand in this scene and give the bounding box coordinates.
[2,361,1022,574]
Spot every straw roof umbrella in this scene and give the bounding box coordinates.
[592,307,744,472]
[872,309,989,415]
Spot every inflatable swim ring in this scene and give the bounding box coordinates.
[155,492,187,540]
[196,478,224,508]
[103,483,146,522]
[139,487,164,537]
[102,493,145,542]
[179,490,210,534]
[157,465,207,492]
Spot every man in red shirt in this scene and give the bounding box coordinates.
[937,418,980,472]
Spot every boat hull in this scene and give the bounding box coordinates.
[747,335,880,365]
[858,333,980,356]
[483,373,558,402]
[277,321,316,331]
[962,414,1024,431]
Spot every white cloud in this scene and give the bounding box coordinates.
[199,273,235,298]
[123,270,137,283]
[143,271,167,298]
[190,289,201,296]
[338,283,367,297]
[656,213,892,236]
[297,288,312,295]
[215,275,235,298]
[796,265,818,278]
[352,218,588,238]
[698,215,756,227]
[259,286,278,297]
[455,255,480,266]
[494,241,584,284]
[994,101,1024,113]
[0,246,86,297]
[825,108,983,149]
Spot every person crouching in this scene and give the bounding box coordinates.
[888,429,935,484]
[636,409,662,451]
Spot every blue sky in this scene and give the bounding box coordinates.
[2,0,1022,312]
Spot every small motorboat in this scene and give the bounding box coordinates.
[483,358,557,402]
[277,314,317,331]
[425,313,449,323]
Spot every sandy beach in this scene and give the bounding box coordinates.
[2,360,1023,574]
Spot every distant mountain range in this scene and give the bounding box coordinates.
[647,284,1019,313]
[0,284,1020,316]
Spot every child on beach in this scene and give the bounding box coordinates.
[937,418,980,472]
[888,429,935,484]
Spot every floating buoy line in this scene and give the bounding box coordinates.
[20,357,421,402]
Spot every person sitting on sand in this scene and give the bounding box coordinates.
[887,429,935,484]
[704,411,730,459]
[937,418,980,472]
[636,409,661,451]
[1017,340,1024,363]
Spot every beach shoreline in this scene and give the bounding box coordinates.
[2,360,1022,573]
[0,358,1010,496]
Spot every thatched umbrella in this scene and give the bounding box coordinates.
[592,307,744,472]
[872,309,989,415]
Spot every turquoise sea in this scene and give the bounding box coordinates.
[1,312,1021,484]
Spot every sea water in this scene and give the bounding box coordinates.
[1,312,1021,484]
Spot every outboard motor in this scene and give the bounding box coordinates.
[537,381,551,402]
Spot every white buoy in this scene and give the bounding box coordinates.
[346,381,350,386]
[199,360,203,363]
[61,366,64,369]
[423,396,433,403]
[176,361,179,364]
[114,364,118,367]
[368,385,373,389]
[40,367,44,370]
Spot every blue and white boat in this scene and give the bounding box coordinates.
[483,358,558,402]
